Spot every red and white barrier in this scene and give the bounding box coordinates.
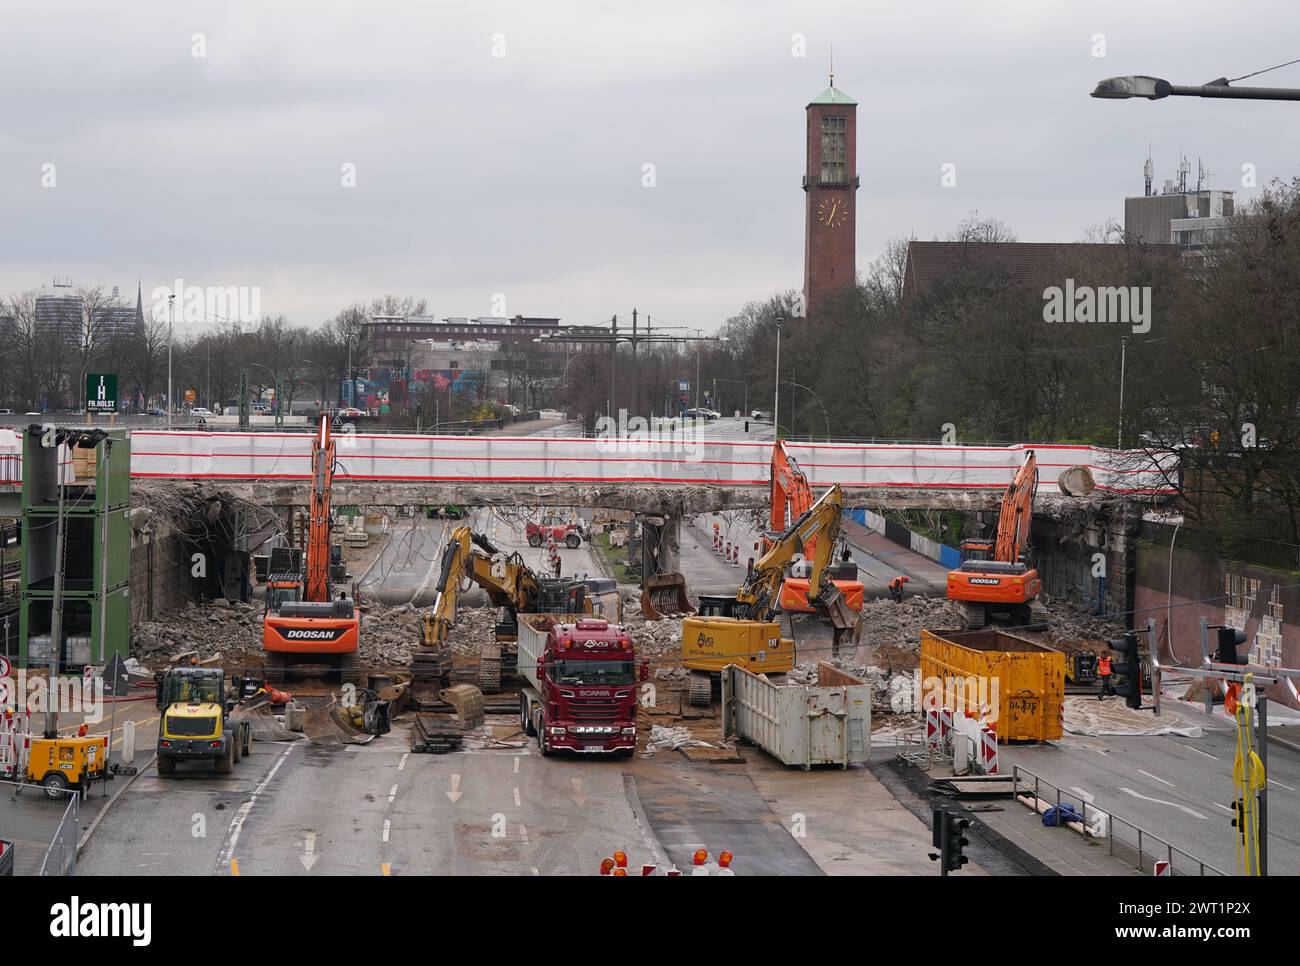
[980,724,999,775]
[939,706,953,754]
[925,705,941,751]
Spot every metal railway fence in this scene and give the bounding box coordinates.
[0,779,79,876]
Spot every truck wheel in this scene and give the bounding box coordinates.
[520,695,535,736]
[214,742,234,775]
[231,733,242,764]
[565,533,580,549]
[156,756,176,777]
[528,533,542,548]
[243,726,254,757]
[41,771,69,799]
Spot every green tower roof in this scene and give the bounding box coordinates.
[808,84,856,107]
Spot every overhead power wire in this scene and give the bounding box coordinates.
[1227,56,1300,83]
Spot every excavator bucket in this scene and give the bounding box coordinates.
[641,572,695,620]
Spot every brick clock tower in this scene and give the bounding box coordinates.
[803,76,858,319]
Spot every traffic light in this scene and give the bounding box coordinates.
[1108,632,1143,709]
[1215,626,1248,666]
[944,814,971,873]
[929,809,970,875]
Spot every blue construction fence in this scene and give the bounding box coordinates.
[845,508,962,570]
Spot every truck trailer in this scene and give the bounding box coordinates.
[516,614,638,756]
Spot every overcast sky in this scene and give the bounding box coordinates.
[2,0,1298,335]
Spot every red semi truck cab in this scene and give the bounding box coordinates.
[517,615,638,756]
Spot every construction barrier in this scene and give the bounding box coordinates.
[107,433,1177,496]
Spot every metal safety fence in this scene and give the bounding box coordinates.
[1012,765,1227,876]
[0,779,79,876]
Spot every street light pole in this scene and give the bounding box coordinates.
[1118,335,1128,449]
[1092,75,1300,102]
[167,294,175,429]
[773,317,783,438]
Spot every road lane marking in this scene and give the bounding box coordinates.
[301,832,319,871]
[1138,770,1175,788]
[520,824,529,845]
[1118,787,1209,820]
[513,757,520,774]
[447,774,462,802]
[219,743,296,872]
[388,783,398,803]
[398,753,409,772]
[513,786,521,808]
[1175,743,1219,761]
[1070,786,1095,803]
[1212,802,1234,812]
[382,820,391,843]
[1269,778,1296,792]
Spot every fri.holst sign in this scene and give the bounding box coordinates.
[87,373,117,413]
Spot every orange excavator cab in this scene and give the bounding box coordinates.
[946,450,1042,629]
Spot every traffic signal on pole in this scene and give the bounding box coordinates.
[1230,798,1248,844]
[1108,632,1143,710]
[944,814,971,873]
[1215,626,1248,666]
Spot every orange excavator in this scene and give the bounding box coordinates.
[262,416,363,685]
[765,441,864,614]
[947,450,1043,629]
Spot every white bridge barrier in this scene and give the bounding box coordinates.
[117,432,1173,495]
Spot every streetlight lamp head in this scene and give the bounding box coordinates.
[1091,75,1171,99]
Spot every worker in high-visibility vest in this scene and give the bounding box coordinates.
[888,575,909,603]
[1097,653,1116,700]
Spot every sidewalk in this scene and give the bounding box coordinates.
[840,518,951,594]
[973,791,1144,876]
[743,753,982,874]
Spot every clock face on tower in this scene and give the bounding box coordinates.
[817,197,849,228]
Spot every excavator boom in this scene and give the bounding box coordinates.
[304,416,335,603]
[995,451,1037,564]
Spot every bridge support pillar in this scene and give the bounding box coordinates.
[637,512,681,577]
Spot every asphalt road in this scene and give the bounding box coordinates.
[355,514,451,606]
[1002,704,1300,875]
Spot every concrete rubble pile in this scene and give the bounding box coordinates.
[786,660,892,707]
[855,595,963,651]
[617,592,683,656]
[130,597,433,667]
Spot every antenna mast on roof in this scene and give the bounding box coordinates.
[1144,146,1153,197]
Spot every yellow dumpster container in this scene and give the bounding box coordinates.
[920,628,1064,743]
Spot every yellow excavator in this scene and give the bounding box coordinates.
[416,526,621,697]
[681,483,859,707]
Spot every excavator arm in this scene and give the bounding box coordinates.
[304,415,336,604]
[994,451,1038,564]
[767,440,814,550]
[423,526,542,647]
[739,483,848,624]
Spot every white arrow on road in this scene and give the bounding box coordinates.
[447,774,463,802]
[1118,787,1209,820]
[570,777,586,807]
[300,832,319,871]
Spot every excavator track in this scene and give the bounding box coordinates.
[339,651,366,689]
[478,644,502,694]
[263,652,287,685]
[687,670,713,708]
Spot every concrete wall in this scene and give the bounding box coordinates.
[129,516,193,623]
[1135,533,1300,709]
[1032,511,1137,619]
